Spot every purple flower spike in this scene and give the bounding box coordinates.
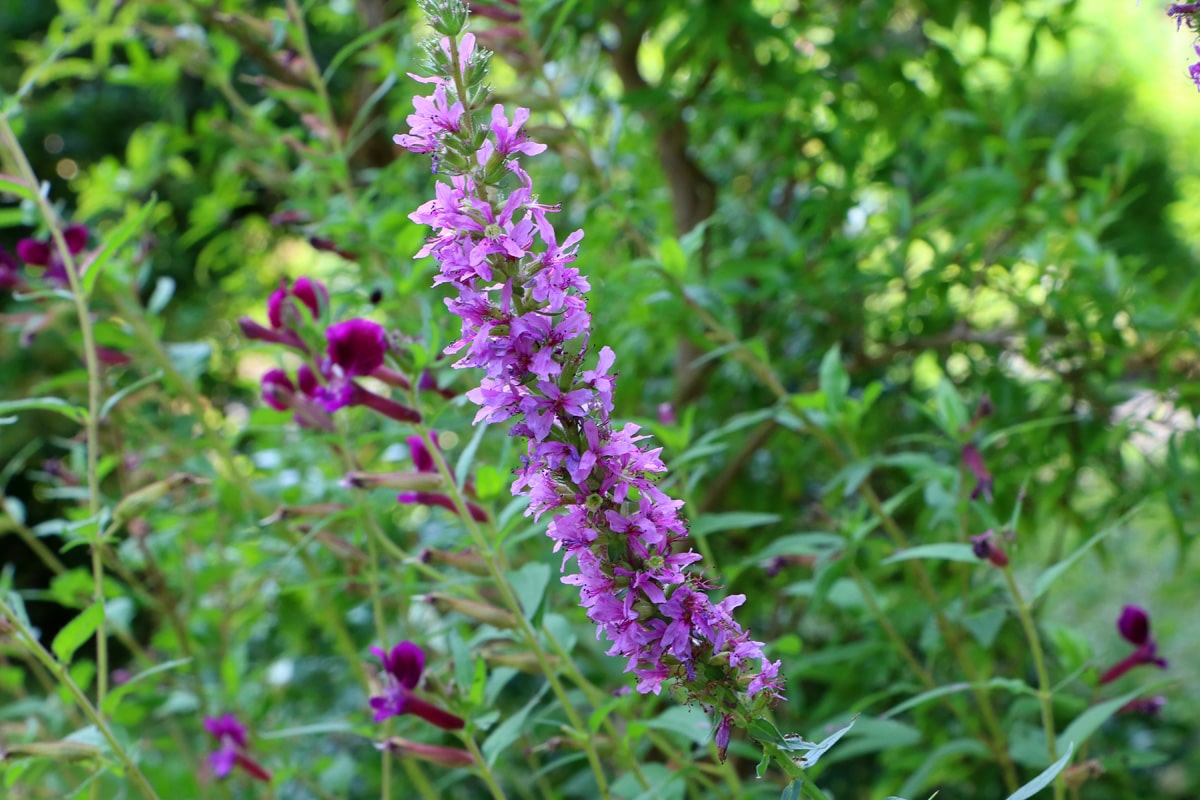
[369,641,465,730]
[203,713,271,782]
[962,443,994,503]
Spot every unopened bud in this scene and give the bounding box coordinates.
[426,592,518,629]
[112,474,202,528]
[378,736,475,768]
[420,547,491,576]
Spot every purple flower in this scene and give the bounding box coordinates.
[0,247,24,291]
[1190,45,1200,92]
[267,276,327,330]
[962,443,993,502]
[369,641,465,730]
[1168,3,1200,30]
[261,369,296,411]
[407,433,439,472]
[398,490,489,522]
[1117,695,1167,717]
[318,318,389,411]
[393,81,465,154]
[16,225,88,287]
[1099,605,1168,685]
[203,714,271,782]
[970,530,1009,568]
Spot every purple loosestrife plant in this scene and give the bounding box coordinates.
[16,224,88,288]
[394,1,783,740]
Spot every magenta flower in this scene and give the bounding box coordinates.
[962,443,993,502]
[369,641,465,730]
[1169,3,1200,30]
[267,276,327,329]
[398,490,489,522]
[203,714,271,782]
[0,247,24,291]
[317,318,389,412]
[1099,605,1168,684]
[970,530,1009,568]
[261,369,296,411]
[16,225,88,287]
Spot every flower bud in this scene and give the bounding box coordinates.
[426,592,518,629]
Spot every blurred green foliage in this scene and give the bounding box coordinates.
[1,1,1197,799]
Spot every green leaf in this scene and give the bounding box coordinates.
[882,678,1035,719]
[644,705,711,745]
[882,543,978,565]
[482,685,546,766]
[80,197,157,296]
[164,342,212,381]
[1004,743,1073,800]
[691,511,780,539]
[819,345,849,414]
[0,397,87,424]
[455,421,489,489]
[100,657,191,716]
[741,532,843,566]
[100,370,163,419]
[784,715,858,768]
[52,601,104,664]
[932,378,968,438]
[1061,688,1155,753]
[509,562,550,622]
[0,173,36,201]
[781,782,803,800]
[1032,506,1141,600]
[659,236,687,278]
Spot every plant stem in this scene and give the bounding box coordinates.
[0,597,162,800]
[0,117,108,709]
[412,424,613,800]
[1003,565,1063,800]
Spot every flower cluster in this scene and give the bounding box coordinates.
[1168,4,1200,89]
[240,278,421,429]
[1098,604,1169,685]
[394,5,783,734]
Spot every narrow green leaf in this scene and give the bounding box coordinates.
[882,678,1035,719]
[0,173,35,201]
[785,715,858,768]
[659,236,686,278]
[781,782,803,800]
[882,543,978,565]
[81,197,157,296]
[1061,688,1155,753]
[0,397,87,424]
[100,657,192,716]
[1004,743,1073,800]
[100,370,164,419]
[455,421,489,489]
[819,345,849,414]
[1033,505,1141,600]
[259,721,355,739]
[52,601,104,664]
[692,511,780,539]
[509,562,550,622]
[482,686,546,766]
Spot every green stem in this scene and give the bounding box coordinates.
[413,424,613,800]
[0,117,108,708]
[1003,566,1062,800]
[0,598,162,800]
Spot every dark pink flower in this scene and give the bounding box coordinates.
[261,369,296,411]
[962,443,994,503]
[0,247,24,291]
[970,530,1009,568]
[16,225,88,287]
[203,714,271,782]
[369,641,464,730]
[1099,605,1168,685]
[267,276,327,330]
